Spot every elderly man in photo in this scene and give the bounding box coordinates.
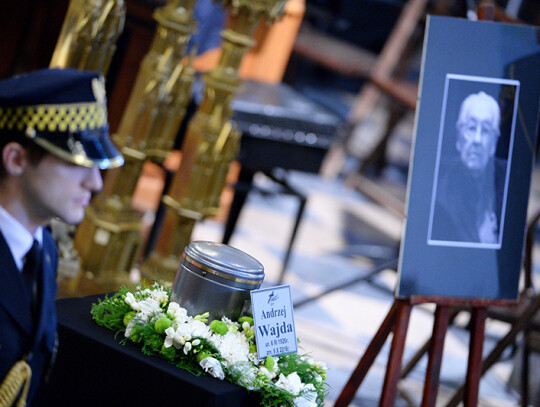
[432,91,506,244]
[0,68,123,405]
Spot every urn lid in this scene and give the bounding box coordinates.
[182,241,264,288]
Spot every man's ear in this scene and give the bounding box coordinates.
[2,142,28,176]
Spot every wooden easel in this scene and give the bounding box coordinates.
[334,295,516,407]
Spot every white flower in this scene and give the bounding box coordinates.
[177,319,207,340]
[137,298,161,315]
[175,323,192,340]
[164,327,185,349]
[258,366,276,380]
[276,373,318,406]
[229,361,259,390]
[124,318,136,338]
[148,287,168,305]
[199,357,225,380]
[124,312,150,338]
[189,319,211,339]
[167,302,188,324]
[125,292,136,306]
[314,361,327,372]
[293,385,318,407]
[183,341,192,354]
[275,372,303,395]
[208,330,250,366]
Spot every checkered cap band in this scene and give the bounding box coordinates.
[0,102,107,134]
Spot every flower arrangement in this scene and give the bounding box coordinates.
[91,283,328,407]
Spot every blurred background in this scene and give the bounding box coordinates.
[1,0,540,405]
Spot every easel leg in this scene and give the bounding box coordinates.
[445,295,540,407]
[401,309,461,379]
[421,306,451,407]
[379,301,412,407]
[464,307,487,407]
[334,300,402,407]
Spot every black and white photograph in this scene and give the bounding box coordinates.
[427,75,519,249]
[397,16,540,300]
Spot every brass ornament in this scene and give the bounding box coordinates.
[50,0,126,75]
[140,0,286,281]
[47,0,127,291]
[73,0,199,290]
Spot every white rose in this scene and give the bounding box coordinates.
[137,298,161,316]
[190,319,211,339]
[275,372,303,395]
[125,292,136,306]
[293,384,318,407]
[293,395,317,407]
[200,357,225,380]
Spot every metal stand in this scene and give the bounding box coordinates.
[222,167,307,285]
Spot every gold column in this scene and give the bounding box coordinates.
[142,0,286,281]
[50,0,126,74]
[74,0,199,290]
[48,0,126,285]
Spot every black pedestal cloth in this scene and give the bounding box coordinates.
[35,294,259,406]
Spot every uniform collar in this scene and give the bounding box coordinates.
[0,205,43,270]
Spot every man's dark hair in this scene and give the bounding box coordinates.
[0,135,48,179]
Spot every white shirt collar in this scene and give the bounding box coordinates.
[0,205,43,271]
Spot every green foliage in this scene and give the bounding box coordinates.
[90,284,327,407]
[258,384,296,407]
[160,344,177,361]
[91,291,132,332]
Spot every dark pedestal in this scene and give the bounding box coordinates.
[37,295,259,407]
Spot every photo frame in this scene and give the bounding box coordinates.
[397,16,540,300]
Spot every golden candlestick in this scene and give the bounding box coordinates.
[48,0,126,286]
[50,0,126,74]
[74,0,199,290]
[141,0,286,281]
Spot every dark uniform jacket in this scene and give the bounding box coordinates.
[0,228,58,403]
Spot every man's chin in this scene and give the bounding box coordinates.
[463,156,486,171]
[58,211,85,226]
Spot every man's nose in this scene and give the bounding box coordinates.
[83,166,103,192]
[472,124,483,143]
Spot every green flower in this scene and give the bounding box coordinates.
[238,316,254,327]
[244,328,254,341]
[194,312,210,323]
[265,356,275,370]
[123,311,136,327]
[154,317,173,334]
[196,350,212,363]
[209,320,228,336]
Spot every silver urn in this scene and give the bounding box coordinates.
[170,241,265,321]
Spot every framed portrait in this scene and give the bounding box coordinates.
[427,74,519,250]
[396,16,540,300]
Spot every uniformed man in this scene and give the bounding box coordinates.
[0,68,123,405]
